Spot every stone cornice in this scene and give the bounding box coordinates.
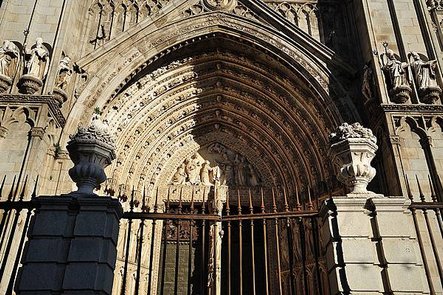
[381,103,443,114]
[0,94,66,127]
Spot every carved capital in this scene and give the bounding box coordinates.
[30,127,45,139]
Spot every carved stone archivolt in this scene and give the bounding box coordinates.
[93,46,339,204]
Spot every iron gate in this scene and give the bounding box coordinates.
[118,186,329,295]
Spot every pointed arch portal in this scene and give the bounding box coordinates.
[66,11,347,203]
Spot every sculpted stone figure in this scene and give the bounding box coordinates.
[171,163,186,184]
[0,40,20,78]
[56,56,72,90]
[200,160,212,185]
[381,48,412,103]
[409,52,442,104]
[25,38,50,80]
[185,153,201,184]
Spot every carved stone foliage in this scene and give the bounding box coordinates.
[67,113,116,195]
[330,123,378,195]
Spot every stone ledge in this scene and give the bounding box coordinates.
[0,94,66,127]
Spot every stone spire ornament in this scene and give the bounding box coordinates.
[329,122,379,196]
[66,111,116,195]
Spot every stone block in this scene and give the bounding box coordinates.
[341,238,375,263]
[62,263,114,294]
[17,263,63,291]
[74,210,108,234]
[382,238,418,264]
[387,264,429,292]
[335,211,371,237]
[31,210,70,236]
[376,212,412,237]
[24,238,69,262]
[342,264,382,291]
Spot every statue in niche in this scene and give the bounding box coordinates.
[224,164,234,185]
[409,52,442,104]
[381,47,412,103]
[234,154,246,186]
[0,40,20,93]
[362,63,376,103]
[55,55,72,90]
[24,37,50,81]
[0,40,20,78]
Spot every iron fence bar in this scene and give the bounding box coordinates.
[248,190,256,295]
[429,176,443,238]
[147,218,157,295]
[284,188,296,295]
[225,191,232,295]
[312,217,323,295]
[120,189,135,295]
[122,211,319,221]
[272,188,283,295]
[0,176,17,252]
[134,192,146,295]
[299,218,309,295]
[187,188,195,295]
[405,176,435,294]
[147,189,159,295]
[200,187,207,295]
[260,189,269,295]
[237,190,243,295]
[416,176,443,283]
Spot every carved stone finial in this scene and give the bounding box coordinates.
[329,123,378,196]
[67,113,116,195]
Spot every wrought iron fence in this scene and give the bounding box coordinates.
[0,175,39,295]
[117,186,329,295]
[405,175,443,293]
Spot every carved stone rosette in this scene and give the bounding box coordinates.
[0,74,12,93]
[329,123,378,195]
[66,117,116,195]
[18,74,43,94]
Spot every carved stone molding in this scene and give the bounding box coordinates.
[0,94,66,127]
[381,103,443,114]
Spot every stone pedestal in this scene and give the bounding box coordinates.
[15,196,122,294]
[320,196,430,294]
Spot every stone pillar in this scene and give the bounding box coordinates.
[16,115,122,294]
[320,197,430,294]
[322,122,431,294]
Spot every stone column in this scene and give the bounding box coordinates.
[15,115,123,295]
